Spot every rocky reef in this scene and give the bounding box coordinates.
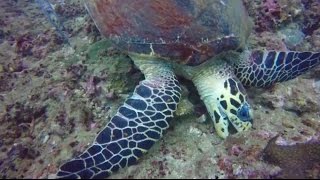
[262,134,320,178]
[0,0,319,179]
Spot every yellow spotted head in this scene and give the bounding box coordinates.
[210,77,253,139]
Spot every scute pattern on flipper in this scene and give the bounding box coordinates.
[56,71,181,179]
[234,50,320,87]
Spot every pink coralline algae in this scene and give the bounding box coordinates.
[15,33,34,57]
[254,0,282,32]
[14,30,65,59]
[84,76,102,97]
[263,0,280,13]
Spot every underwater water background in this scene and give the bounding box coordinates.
[0,0,319,179]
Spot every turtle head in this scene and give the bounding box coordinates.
[211,77,253,139]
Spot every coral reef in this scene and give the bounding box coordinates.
[0,0,319,179]
[254,0,283,32]
[300,0,320,36]
[54,1,86,18]
[244,0,303,33]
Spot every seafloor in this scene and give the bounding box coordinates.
[0,0,319,179]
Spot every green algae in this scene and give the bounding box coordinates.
[86,40,111,60]
[85,39,141,94]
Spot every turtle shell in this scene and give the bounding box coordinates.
[84,0,252,66]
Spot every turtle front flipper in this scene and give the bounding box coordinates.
[234,50,320,87]
[56,64,181,179]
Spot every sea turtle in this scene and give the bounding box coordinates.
[56,0,320,179]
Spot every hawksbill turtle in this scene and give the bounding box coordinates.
[56,0,320,179]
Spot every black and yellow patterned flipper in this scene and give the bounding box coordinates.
[56,70,181,179]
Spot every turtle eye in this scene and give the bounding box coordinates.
[237,103,252,123]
